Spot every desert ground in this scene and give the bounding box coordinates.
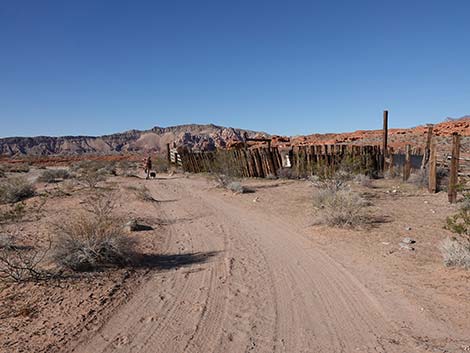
[1,164,470,353]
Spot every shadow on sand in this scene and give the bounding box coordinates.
[133,251,220,270]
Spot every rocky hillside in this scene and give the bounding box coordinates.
[271,116,470,153]
[0,124,266,157]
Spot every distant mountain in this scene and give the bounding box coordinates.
[0,124,267,157]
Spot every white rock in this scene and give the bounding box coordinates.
[399,242,415,251]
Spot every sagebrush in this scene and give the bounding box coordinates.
[312,178,368,227]
[440,238,470,269]
[0,231,51,282]
[37,169,70,183]
[52,193,136,271]
[0,177,35,204]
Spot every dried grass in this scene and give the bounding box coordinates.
[0,177,35,204]
[52,193,136,271]
[312,178,368,228]
[440,238,470,269]
[37,169,70,183]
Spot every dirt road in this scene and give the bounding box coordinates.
[72,176,445,353]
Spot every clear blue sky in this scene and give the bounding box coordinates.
[1,0,469,137]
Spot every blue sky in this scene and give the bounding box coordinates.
[1,0,469,137]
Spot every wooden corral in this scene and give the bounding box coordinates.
[174,144,387,178]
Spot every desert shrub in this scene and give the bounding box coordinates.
[152,157,169,173]
[0,167,5,178]
[213,173,233,188]
[384,168,401,179]
[277,168,299,179]
[354,174,372,187]
[310,176,346,193]
[0,232,51,282]
[408,169,428,188]
[436,167,448,191]
[0,177,35,204]
[445,195,470,241]
[440,238,470,269]
[116,160,139,176]
[227,181,247,194]
[52,194,136,271]
[336,152,378,178]
[78,168,107,188]
[441,194,470,269]
[53,179,77,197]
[37,169,70,183]
[4,163,30,173]
[0,202,26,224]
[312,178,367,227]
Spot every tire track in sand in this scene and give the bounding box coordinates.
[73,176,428,353]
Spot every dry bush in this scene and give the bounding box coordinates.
[213,173,232,188]
[227,181,248,194]
[277,168,299,179]
[52,193,136,271]
[78,169,107,189]
[445,195,470,242]
[0,202,26,224]
[440,194,470,268]
[436,167,448,191]
[37,169,70,183]
[384,169,401,179]
[3,163,30,173]
[0,197,46,225]
[116,160,139,176]
[0,167,5,178]
[0,231,51,282]
[152,157,169,173]
[71,160,118,188]
[408,169,428,188]
[52,179,77,197]
[440,238,470,269]
[0,177,35,204]
[354,174,372,187]
[312,178,368,227]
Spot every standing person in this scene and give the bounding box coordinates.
[144,156,152,180]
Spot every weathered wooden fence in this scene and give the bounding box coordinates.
[174,144,390,178]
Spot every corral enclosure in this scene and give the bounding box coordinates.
[173,144,425,178]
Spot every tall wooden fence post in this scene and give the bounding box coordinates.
[428,139,437,193]
[421,124,434,169]
[403,144,411,181]
[448,133,461,203]
[382,110,388,171]
[166,143,171,165]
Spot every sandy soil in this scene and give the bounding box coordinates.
[2,172,470,353]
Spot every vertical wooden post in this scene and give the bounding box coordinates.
[448,133,461,203]
[382,110,388,171]
[166,143,171,164]
[421,124,434,169]
[403,144,411,181]
[388,149,394,176]
[428,139,437,193]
